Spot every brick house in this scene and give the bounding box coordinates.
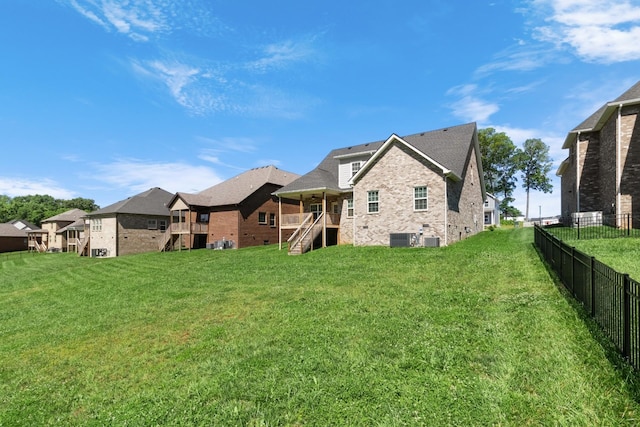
[557,80,640,222]
[163,165,300,251]
[83,187,173,257]
[0,223,28,253]
[27,209,87,252]
[274,122,486,254]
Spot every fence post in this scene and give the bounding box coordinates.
[577,217,580,240]
[570,246,575,295]
[591,256,596,316]
[628,214,631,237]
[624,273,631,360]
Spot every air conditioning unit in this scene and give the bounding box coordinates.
[423,237,440,247]
[390,233,417,247]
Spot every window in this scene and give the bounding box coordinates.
[258,212,267,224]
[367,191,379,213]
[414,186,428,211]
[159,220,167,231]
[199,213,209,223]
[91,218,102,232]
[148,219,158,230]
[347,198,354,217]
[269,213,276,227]
[351,161,361,177]
[484,200,489,207]
[310,203,322,220]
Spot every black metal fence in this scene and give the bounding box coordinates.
[546,213,640,241]
[534,224,640,371]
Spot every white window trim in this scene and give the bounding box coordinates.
[347,198,354,218]
[414,186,428,211]
[367,190,379,214]
[148,219,158,230]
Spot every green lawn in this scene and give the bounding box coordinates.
[1,228,639,425]
[564,237,640,281]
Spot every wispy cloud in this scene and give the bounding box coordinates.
[246,38,317,73]
[0,177,76,199]
[446,84,499,124]
[530,0,640,63]
[195,136,259,153]
[84,159,223,194]
[474,43,562,76]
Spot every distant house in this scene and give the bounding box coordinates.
[274,122,486,254]
[0,223,28,253]
[557,80,640,223]
[8,219,38,231]
[484,193,500,227]
[27,209,87,252]
[83,187,173,257]
[164,165,300,251]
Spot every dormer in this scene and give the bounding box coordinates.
[334,149,377,189]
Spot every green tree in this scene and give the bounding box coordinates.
[516,138,553,220]
[0,195,99,225]
[478,128,519,216]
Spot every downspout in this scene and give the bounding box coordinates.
[576,131,580,212]
[617,104,622,217]
[278,197,282,250]
[443,176,448,246]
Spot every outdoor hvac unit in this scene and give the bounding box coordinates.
[390,233,417,248]
[423,237,440,247]
[212,240,234,250]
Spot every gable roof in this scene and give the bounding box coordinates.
[172,165,300,208]
[563,80,640,149]
[0,223,28,238]
[275,122,482,197]
[87,187,173,217]
[57,218,86,234]
[8,219,38,231]
[42,208,87,223]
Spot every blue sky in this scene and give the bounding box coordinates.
[1,0,639,217]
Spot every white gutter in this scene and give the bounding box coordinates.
[443,176,448,246]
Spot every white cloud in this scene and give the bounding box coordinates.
[446,84,499,124]
[0,177,76,199]
[532,0,640,63]
[85,159,223,194]
[247,39,316,73]
[195,136,259,153]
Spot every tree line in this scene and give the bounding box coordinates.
[0,195,99,227]
[479,128,553,220]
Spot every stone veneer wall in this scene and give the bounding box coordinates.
[445,145,484,244]
[89,216,118,257]
[351,143,448,246]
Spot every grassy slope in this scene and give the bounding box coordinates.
[566,238,640,281]
[1,228,639,425]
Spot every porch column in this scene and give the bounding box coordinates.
[278,197,282,250]
[322,192,327,248]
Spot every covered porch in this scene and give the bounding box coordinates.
[162,197,210,251]
[276,189,343,255]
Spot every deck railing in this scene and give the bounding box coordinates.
[170,222,208,234]
[281,213,340,227]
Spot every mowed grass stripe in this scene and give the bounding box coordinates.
[1,228,639,425]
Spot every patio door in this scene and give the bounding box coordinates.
[310,203,322,220]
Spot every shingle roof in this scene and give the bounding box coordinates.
[87,187,173,217]
[57,218,86,234]
[42,208,87,223]
[175,165,300,207]
[8,219,38,231]
[276,122,478,195]
[0,223,28,237]
[564,80,640,149]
